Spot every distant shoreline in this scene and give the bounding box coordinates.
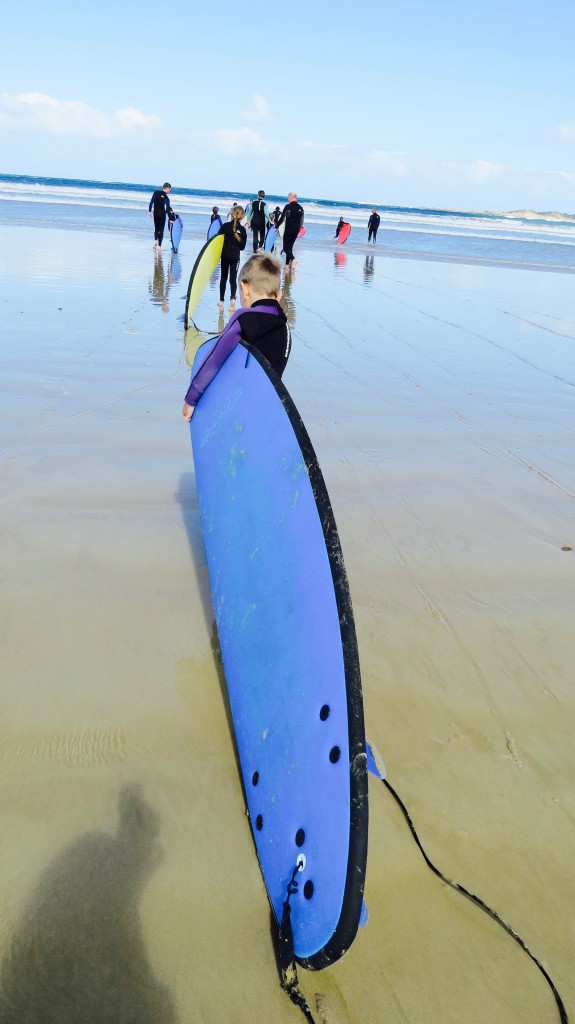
[1,172,574,225]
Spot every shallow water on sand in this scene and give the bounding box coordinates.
[1,224,574,1022]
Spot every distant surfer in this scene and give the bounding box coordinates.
[275,192,304,273]
[217,205,247,312]
[368,208,380,243]
[210,206,222,230]
[148,182,173,250]
[335,216,346,238]
[247,189,270,252]
[182,253,290,422]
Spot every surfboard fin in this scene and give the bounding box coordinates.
[366,738,386,780]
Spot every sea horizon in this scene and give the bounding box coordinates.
[2,171,575,224]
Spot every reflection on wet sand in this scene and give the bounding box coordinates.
[148,252,172,313]
[363,254,375,283]
[169,254,182,284]
[183,326,207,368]
[0,786,176,1024]
[280,275,296,328]
[334,251,347,269]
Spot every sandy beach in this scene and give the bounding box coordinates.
[1,221,574,1023]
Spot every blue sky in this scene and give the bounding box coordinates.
[2,0,574,212]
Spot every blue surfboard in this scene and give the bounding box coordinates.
[264,225,278,251]
[207,216,222,241]
[189,340,368,968]
[171,214,183,253]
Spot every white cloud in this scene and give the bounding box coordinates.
[213,127,264,156]
[0,92,162,139]
[240,93,274,123]
[550,123,575,145]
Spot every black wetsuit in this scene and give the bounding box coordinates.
[149,189,172,246]
[368,212,380,242]
[241,299,291,377]
[249,198,268,252]
[276,201,304,266]
[219,221,247,301]
[335,218,345,237]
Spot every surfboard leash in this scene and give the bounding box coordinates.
[278,863,318,1024]
[380,776,569,1024]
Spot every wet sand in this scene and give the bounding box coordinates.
[1,222,574,1023]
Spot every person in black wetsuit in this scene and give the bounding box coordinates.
[335,216,346,238]
[247,190,269,252]
[217,205,247,310]
[148,183,172,249]
[275,192,304,273]
[368,208,381,243]
[182,252,290,421]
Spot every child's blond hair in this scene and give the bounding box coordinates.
[230,205,245,243]
[239,252,281,297]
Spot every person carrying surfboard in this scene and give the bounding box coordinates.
[182,253,290,421]
[148,183,173,250]
[275,192,304,273]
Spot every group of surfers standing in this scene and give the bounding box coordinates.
[208,191,305,309]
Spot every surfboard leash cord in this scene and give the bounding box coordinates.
[380,776,569,1024]
[278,863,318,1024]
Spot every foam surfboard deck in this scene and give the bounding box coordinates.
[297,225,306,238]
[337,223,351,245]
[264,226,278,251]
[170,215,183,253]
[184,234,224,328]
[189,340,368,968]
[207,217,222,241]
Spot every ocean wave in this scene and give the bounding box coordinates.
[1,174,574,269]
[2,174,574,227]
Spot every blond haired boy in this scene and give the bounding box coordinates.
[182,253,291,421]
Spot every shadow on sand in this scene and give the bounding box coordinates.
[0,785,177,1024]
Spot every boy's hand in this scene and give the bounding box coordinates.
[182,402,195,422]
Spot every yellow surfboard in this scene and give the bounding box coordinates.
[184,234,224,328]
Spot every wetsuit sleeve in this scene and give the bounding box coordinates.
[238,225,247,250]
[149,193,155,212]
[275,204,289,228]
[184,315,244,406]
